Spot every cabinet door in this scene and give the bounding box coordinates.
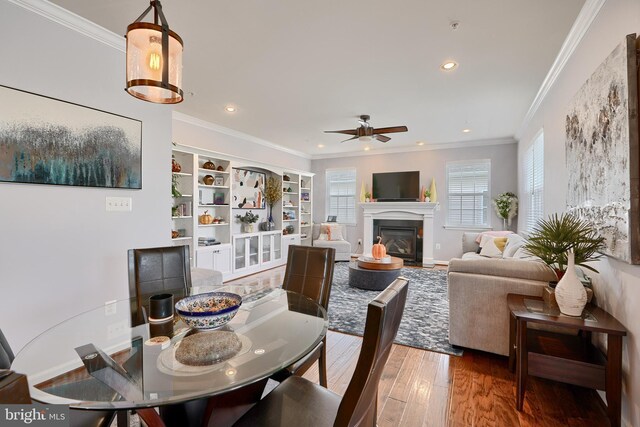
[272,233,282,262]
[249,235,260,267]
[235,237,247,271]
[196,249,214,269]
[262,234,272,264]
[281,235,299,263]
[213,246,232,275]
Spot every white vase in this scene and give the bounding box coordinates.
[555,249,587,316]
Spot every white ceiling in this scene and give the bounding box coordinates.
[51,0,585,157]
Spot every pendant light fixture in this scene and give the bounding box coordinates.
[125,0,183,104]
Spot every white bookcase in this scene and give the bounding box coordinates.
[171,144,313,280]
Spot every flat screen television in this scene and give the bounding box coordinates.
[372,171,420,201]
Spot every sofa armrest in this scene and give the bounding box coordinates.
[448,257,556,282]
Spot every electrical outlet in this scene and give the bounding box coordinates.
[435,243,441,250]
[106,196,132,212]
[357,239,362,246]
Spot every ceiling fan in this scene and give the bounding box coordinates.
[324,115,408,143]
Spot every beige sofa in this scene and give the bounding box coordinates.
[448,232,556,356]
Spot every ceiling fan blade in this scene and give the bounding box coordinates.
[325,129,358,135]
[372,126,408,134]
[340,136,359,143]
[374,134,391,143]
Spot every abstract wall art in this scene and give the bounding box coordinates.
[0,85,142,189]
[232,168,265,209]
[565,34,639,264]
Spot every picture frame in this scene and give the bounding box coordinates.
[214,192,225,205]
[301,192,310,201]
[327,215,337,222]
[0,85,142,189]
[232,168,266,209]
[214,176,224,186]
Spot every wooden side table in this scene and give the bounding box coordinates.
[507,294,627,427]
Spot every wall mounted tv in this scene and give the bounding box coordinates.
[372,171,420,201]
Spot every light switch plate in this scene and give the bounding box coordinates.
[106,196,132,212]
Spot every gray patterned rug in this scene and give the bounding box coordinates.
[328,263,463,356]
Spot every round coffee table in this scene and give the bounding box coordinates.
[348,256,404,291]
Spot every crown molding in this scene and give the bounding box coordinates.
[310,137,516,160]
[8,0,125,51]
[516,0,605,139]
[172,111,312,160]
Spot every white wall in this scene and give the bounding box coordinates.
[311,142,518,261]
[517,1,640,424]
[0,2,172,351]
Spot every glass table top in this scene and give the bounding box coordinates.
[12,287,327,410]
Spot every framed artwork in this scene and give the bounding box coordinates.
[301,192,310,201]
[0,85,142,189]
[327,215,337,222]
[232,168,265,209]
[565,34,639,264]
[214,192,225,205]
[214,176,224,186]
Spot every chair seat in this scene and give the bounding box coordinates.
[312,239,351,253]
[234,376,340,427]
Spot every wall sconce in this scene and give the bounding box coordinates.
[125,0,183,104]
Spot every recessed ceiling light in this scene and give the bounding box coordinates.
[440,61,458,71]
[416,141,425,146]
[224,105,237,113]
[364,146,371,151]
[317,144,325,148]
[462,128,471,133]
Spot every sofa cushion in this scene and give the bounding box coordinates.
[312,239,351,254]
[479,236,507,258]
[448,257,556,282]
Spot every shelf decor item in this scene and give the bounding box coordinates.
[364,191,371,203]
[429,178,438,203]
[372,236,387,260]
[423,189,431,203]
[555,248,588,316]
[203,175,214,185]
[199,210,214,225]
[171,174,181,198]
[125,0,183,104]
[172,156,181,172]
[232,168,265,209]
[493,192,518,229]
[203,161,216,170]
[264,176,282,231]
[236,210,259,233]
[0,85,142,189]
[524,213,605,280]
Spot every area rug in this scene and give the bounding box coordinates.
[328,263,463,356]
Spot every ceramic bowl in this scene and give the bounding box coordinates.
[175,292,242,330]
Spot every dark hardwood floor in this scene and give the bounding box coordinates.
[228,266,610,427]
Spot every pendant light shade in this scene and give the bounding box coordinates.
[126,1,183,104]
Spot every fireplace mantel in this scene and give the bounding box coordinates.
[360,202,438,267]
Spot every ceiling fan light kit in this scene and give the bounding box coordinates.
[125,0,184,104]
[325,115,408,144]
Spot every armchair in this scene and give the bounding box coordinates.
[311,224,351,261]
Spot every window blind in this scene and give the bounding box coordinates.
[446,160,491,227]
[326,168,357,224]
[524,133,544,233]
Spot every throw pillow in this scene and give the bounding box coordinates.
[479,235,507,258]
[503,234,525,258]
[513,246,535,259]
[475,230,513,244]
[327,224,344,241]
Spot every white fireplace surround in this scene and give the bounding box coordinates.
[361,202,438,267]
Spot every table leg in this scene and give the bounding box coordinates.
[509,312,516,373]
[606,334,623,427]
[516,320,527,411]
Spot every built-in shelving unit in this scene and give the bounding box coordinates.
[171,144,313,280]
[171,150,196,260]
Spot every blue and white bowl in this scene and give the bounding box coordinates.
[175,292,242,330]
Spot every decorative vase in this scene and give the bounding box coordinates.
[243,223,254,233]
[554,249,587,316]
[425,197,430,203]
[429,178,438,203]
[365,198,370,203]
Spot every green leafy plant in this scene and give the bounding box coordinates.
[171,173,182,198]
[364,191,371,199]
[424,189,431,199]
[492,192,518,225]
[236,210,259,224]
[524,213,605,275]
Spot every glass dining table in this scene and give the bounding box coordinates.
[11,285,327,424]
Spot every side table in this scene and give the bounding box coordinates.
[507,294,627,427]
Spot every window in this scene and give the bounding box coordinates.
[326,168,357,224]
[446,159,491,228]
[524,131,544,233]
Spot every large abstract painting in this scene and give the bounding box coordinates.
[232,168,265,209]
[565,34,639,264]
[0,86,142,189]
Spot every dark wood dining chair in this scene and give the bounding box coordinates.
[233,277,409,427]
[271,245,336,388]
[127,244,192,323]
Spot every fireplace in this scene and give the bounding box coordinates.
[373,219,423,264]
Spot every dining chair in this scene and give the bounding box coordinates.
[233,277,409,427]
[271,245,336,388]
[127,244,192,323]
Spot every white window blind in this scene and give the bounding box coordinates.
[446,160,491,228]
[326,168,357,224]
[524,132,544,233]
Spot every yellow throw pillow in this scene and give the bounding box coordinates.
[494,237,508,252]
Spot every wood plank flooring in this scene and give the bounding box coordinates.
[228,265,610,427]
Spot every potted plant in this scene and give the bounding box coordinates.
[364,192,371,202]
[263,176,282,230]
[493,192,518,230]
[236,210,259,233]
[424,189,431,202]
[523,213,605,280]
[171,174,182,198]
